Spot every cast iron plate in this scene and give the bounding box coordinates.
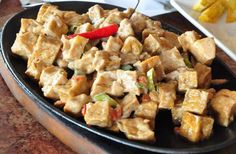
[1,1,236,153]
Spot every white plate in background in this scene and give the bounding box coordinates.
[170,0,236,61]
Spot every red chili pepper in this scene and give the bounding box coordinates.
[81,104,86,116]
[141,94,151,102]
[68,24,119,40]
[109,106,122,121]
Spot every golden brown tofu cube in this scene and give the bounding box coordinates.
[142,28,165,41]
[171,102,184,125]
[39,65,68,87]
[158,81,177,109]
[84,101,112,127]
[210,89,236,127]
[190,37,216,65]
[121,93,140,118]
[11,32,38,60]
[68,50,96,74]
[93,51,121,72]
[163,31,181,49]
[182,89,209,115]
[130,12,148,34]
[178,69,198,92]
[121,36,143,55]
[61,35,89,62]
[160,47,186,73]
[103,36,123,52]
[74,23,94,34]
[88,4,105,23]
[25,58,47,80]
[19,18,43,34]
[30,34,62,65]
[120,53,139,65]
[194,63,212,88]
[43,15,68,38]
[145,19,161,30]
[63,11,89,26]
[135,101,158,120]
[143,34,173,54]
[117,118,155,141]
[100,12,124,27]
[134,56,165,81]
[64,94,91,117]
[117,19,135,41]
[178,31,201,52]
[177,112,214,142]
[36,4,63,24]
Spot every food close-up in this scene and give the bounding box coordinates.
[9,2,236,144]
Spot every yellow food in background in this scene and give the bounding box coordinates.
[226,0,236,22]
[199,0,226,23]
[193,0,217,12]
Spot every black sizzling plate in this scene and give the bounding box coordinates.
[1,1,236,153]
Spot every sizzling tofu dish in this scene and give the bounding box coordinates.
[11,4,236,143]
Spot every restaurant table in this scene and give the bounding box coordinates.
[0,0,236,153]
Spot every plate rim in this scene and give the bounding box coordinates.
[170,0,236,62]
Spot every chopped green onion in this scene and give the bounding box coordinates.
[147,68,156,91]
[93,93,118,108]
[183,54,193,68]
[121,64,133,71]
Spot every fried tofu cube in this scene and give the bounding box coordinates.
[61,35,89,62]
[91,70,140,96]
[145,19,161,30]
[117,118,155,141]
[163,31,181,48]
[39,65,68,87]
[19,18,43,34]
[143,34,173,54]
[11,32,38,60]
[178,69,198,91]
[88,4,105,23]
[158,81,177,109]
[74,23,94,33]
[178,31,201,52]
[103,36,123,52]
[39,66,68,99]
[171,102,184,125]
[43,15,68,38]
[121,93,139,118]
[68,50,96,74]
[93,51,121,71]
[117,19,135,41]
[182,89,209,115]
[142,28,165,41]
[63,11,89,26]
[135,101,158,120]
[177,112,214,142]
[130,12,148,34]
[160,47,186,73]
[30,34,62,65]
[36,4,63,24]
[25,58,47,80]
[194,63,212,88]
[121,36,143,55]
[120,53,139,65]
[56,75,90,99]
[117,70,140,95]
[190,37,216,65]
[63,94,91,117]
[134,56,165,81]
[84,101,112,127]
[100,12,124,27]
[210,89,236,127]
